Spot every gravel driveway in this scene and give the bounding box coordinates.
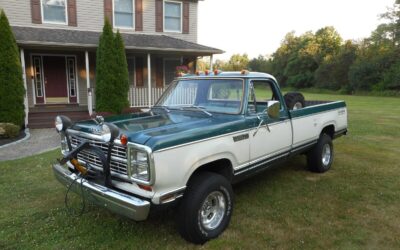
[0,129,59,161]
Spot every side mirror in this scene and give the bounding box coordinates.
[265,101,280,119]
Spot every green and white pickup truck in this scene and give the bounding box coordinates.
[53,71,347,244]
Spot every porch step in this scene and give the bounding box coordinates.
[29,104,88,113]
[28,111,91,129]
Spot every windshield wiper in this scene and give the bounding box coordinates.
[151,105,170,113]
[179,105,213,117]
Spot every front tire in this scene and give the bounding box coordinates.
[307,134,334,173]
[176,172,233,244]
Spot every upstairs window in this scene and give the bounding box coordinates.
[41,0,67,24]
[164,1,182,32]
[114,0,135,28]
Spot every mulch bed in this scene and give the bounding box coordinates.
[0,129,26,147]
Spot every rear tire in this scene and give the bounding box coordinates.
[176,172,233,244]
[284,92,305,110]
[307,134,333,173]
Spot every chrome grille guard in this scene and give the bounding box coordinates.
[59,130,114,188]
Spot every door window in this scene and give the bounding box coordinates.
[33,56,44,97]
[248,80,280,114]
[66,57,76,97]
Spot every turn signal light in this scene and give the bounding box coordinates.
[138,184,153,192]
[120,134,128,145]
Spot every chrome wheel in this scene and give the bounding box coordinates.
[200,191,226,231]
[293,102,303,110]
[322,144,331,166]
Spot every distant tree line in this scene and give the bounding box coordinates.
[214,0,399,94]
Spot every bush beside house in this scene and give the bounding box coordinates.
[95,20,129,114]
[0,11,25,129]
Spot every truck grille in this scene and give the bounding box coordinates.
[70,136,128,176]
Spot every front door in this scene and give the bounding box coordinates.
[43,56,68,103]
[247,80,292,168]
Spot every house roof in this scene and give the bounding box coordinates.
[12,26,223,55]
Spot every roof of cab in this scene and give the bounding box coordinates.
[179,71,277,82]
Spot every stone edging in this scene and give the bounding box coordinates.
[0,128,31,149]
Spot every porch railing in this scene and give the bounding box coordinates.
[129,87,197,108]
[129,87,166,107]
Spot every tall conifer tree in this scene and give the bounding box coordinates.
[0,11,25,126]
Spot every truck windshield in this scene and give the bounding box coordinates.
[155,79,244,114]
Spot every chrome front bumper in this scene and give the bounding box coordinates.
[52,163,150,221]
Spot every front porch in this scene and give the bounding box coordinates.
[13,26,223,128]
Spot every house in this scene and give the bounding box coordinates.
[0,0,222,128]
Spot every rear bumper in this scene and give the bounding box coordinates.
[52,163,150,221]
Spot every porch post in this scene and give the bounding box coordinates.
[85,51,93,116]
[147,53,151,108]
[20,48,28,127]
[209,54,214,71]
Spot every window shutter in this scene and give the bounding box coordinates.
[155,0,163,32]
[135,0,143,31]
[104,0,113,25]
[155,58,164,87]
[136,57,144,87]
[31,0,42,24]
[67,0,77,26]
[182,1,189,34]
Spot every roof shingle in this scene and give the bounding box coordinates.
[12,26,223,55]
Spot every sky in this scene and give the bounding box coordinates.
[198,0,395,60]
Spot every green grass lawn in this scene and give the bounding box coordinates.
[1,93,400,249]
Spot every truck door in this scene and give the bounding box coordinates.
[242,80,292,173]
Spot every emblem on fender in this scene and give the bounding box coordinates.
[89,126,102,135]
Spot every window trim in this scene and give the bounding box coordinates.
[40,0,68,25]
[163,0,183,33]
[113,0,135,30]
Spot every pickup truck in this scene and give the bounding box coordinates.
[53,71,348,244]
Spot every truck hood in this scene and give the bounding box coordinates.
[70,111,248,151]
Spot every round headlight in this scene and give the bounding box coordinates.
[55,115,72,132]
[101,124,111,142]
[55,116,63,132]
[100,123,120,143]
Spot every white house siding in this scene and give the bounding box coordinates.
[0,0,198,43]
